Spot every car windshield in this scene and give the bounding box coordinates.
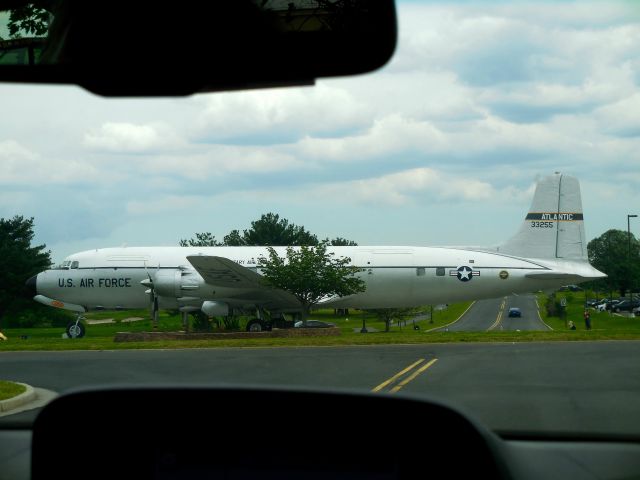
[1,0,640,440]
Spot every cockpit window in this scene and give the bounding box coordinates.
[70,261,79,269]
[53,260,72,270]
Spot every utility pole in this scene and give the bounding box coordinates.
[629,214,637,297]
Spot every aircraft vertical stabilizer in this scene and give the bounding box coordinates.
[498,173,587,260]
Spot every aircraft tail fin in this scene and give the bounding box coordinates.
[498,173,588,260]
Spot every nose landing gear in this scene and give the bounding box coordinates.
[66,315,86,338]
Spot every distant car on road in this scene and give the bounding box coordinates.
[508,307,522,318]
[294,320,336,328]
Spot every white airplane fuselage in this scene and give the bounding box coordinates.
[27,174,607,321]
[31,245,603,313]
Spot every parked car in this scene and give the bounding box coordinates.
[294,320,336,328]
[559,285,583,292]
[508,307,522,318]
[613,300,640,313]
[597,300,622,312]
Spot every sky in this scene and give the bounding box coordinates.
[1,1,640,263]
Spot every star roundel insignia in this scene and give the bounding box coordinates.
[457,266,473,281]
[449,266,480,282]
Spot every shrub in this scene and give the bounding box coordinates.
[191,312,213,332]
[2,304,74,328]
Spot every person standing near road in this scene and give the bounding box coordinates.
[584,309,592,330]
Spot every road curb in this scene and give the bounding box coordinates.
[0,383,36,413]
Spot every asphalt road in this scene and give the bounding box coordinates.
[2,341,640,437]
[440,294,551,332]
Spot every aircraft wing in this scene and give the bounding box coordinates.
[186,255,301,310]
[187,255,263,288]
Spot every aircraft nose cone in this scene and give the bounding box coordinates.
[25,274,38,296]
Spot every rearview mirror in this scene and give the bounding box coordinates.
[0,0,397,96]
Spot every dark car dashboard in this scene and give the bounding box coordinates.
[2,387,640,480]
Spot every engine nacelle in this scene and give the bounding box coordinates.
[201,301,229,317]
[152,269,203,298]
[153,270,181,297]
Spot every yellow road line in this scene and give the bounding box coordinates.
[487,298,506,331]
[371,359,425,393]
[389,358,438,393]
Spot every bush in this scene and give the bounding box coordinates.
[545,294,557,317]
[222,316,240,331]
[2,303,74,328]
[191,312,213,332]
[545,293,566,318]
[190,312,241,332]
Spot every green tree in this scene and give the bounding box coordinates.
[179,232,222,247]
[587,229,640,297]
[258,242,366,322]
[7,3,50,38]
[182,213,357,248]
[242,213,318,246]
[223,229,245,246]
[0,216,52,325]
[326,237,358,246]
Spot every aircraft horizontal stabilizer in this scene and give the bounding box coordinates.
[525,261,606,281]
[524,273,579,280]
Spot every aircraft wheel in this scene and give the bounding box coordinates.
[66,321,86,339]
[246,319,265,332]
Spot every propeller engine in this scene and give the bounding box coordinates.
[140,266,208,325]
[140,269,159,326]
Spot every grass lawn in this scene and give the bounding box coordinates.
[1,297,640,351]
[538,290,640,337]
[0,380,27,401]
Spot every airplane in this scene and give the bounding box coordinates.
[25,172,606,338]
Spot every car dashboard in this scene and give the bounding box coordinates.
[1,387,640,480]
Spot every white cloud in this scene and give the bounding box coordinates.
[0,140,101,184]
[0,140,37,169]
[3,1,640,257]
[134,145,306,180]
[83,122,183,153]
[295,114,448,161]
[594,92,640,136]
[126,195,203,215]
[328,70,483,123]
[272,167,537,208]
[390,2,640,127]
[193,83,370,141]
